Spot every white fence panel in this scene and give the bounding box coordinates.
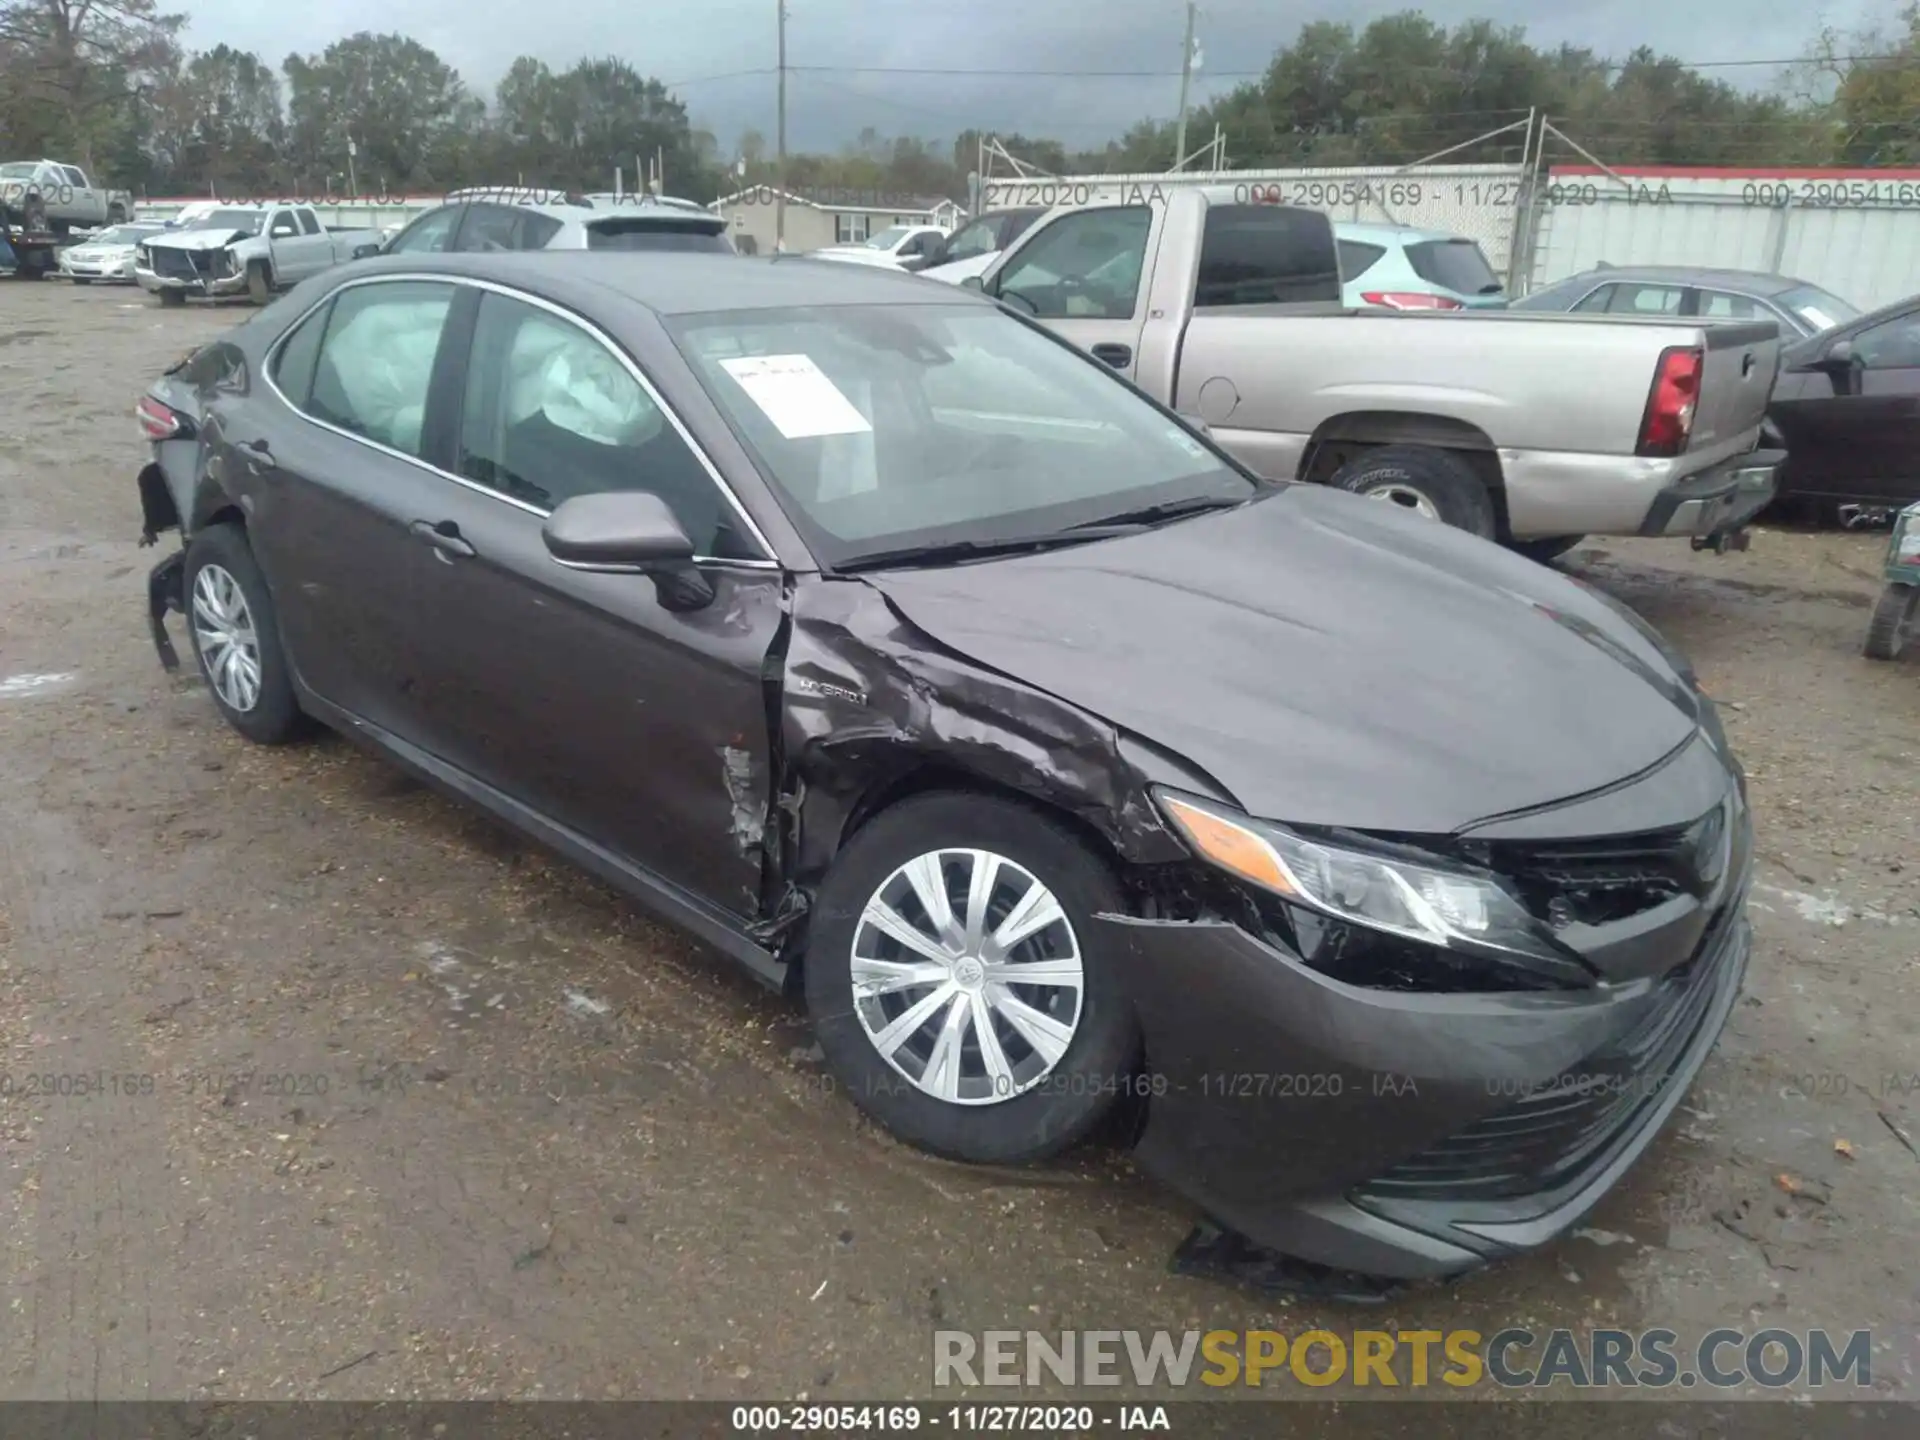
[1525,167,1920,310]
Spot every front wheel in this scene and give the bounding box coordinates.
[246,261,272,305]
[183,524,309,744]
[156,289,185,307]
[805,792,1141,1165]
[1864,582,1917,662]
[1325,445,1497,538]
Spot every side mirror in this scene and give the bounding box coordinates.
[351,243,381,260]
[960,275,985,292]
[1811,339,1856,373]
[543,491,695,570]
[271,224,297,239]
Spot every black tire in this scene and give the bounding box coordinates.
[157,289,186,307]
[1863,582,1916,662]
[805,792,1141,1166]
[1513,534,1586,564]
[107,203,127,224]
[182,523,308,745]
[246,261,272,306]
[1325,445,1497,538]
[70,277,91,286]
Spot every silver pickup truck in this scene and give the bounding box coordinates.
[0,158,132,233]
[136,203,380,307]
[963,187,1784,556]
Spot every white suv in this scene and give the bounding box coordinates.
[376,190,735,257]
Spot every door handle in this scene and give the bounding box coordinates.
[409,519,476,558]
[242,437,276,471]
[1090,343,1132,368]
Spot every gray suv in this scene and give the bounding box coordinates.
[375,190,734,257]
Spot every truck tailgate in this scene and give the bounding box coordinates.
[1688,320,1779,458]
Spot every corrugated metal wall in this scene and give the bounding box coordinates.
[1526,167,1920,310]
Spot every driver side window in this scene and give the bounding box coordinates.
[1850,312,1920,370]
[995,207,1153,320]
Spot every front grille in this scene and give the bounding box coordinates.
[1471,802,1731,929]
[147,248,212,280]
[1357,901,1739,1202]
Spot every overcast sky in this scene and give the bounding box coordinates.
[172,0,1887,154]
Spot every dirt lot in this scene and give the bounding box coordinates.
[1,280,1917,1413]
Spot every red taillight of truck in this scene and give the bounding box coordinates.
[1636,346,1703,457]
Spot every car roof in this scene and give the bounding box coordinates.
[1557,265,1812,296]
[340,250,992,316]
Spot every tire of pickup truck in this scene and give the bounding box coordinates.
[157,290,185,307]
[246,261,272,306]
[107,203,127,224]
[1325,446,1497,538]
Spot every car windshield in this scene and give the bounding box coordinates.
[0,163,41,179]
[667,303,1258,567]
[861,225,916,250]
[1777,283,1860,333]
[197,209,268,236]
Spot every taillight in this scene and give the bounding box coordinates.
[1360,291,1465,310]
[1637,346,1703,457]
[136,395,187,441]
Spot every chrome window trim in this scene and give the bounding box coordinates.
[257,269,781,570]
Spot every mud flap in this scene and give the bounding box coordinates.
[148,549,186,672]
[137,461,182,546]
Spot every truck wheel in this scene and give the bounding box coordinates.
[157,290,186,307]
[107,203,127,224]
[70,277,91,286]
[1864,582,1916,662]
[1325,445,1497,539]
[246,262,272,306]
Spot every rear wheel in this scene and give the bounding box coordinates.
[1325,445,1497,538]
[183,523,308,744]
[1864,582,1917,662]
[805,792,1140,1166]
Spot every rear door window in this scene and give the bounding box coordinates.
[1337,239,1387,281]
[1404,239,1503,296]
[302,281,458,458]
[1696,290,1766,321]
[296,209,321,236]
[1195,205,1342,306]
[1606,282,1684,316]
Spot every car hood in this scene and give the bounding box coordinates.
[862,484,1704,835]
[920,252,998,283]
[147,228,251,251]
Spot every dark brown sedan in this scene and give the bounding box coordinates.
[1768,290,1920,511]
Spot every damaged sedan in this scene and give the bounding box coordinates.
[133,251,1752,1281]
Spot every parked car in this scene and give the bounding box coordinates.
[57,221,167,284]
[374,192,734,257]
[1765,289,1920,513]
[809,223,948,270]
[1333,221,1508,310]
[911,205,1049,280]
[136,204,381,306]
[1509,265,1859,340]
[0,158,131,233]
[967,188,1784,557]
[132,249,1752,1280]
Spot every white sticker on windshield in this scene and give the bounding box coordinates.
[719,354,872,439]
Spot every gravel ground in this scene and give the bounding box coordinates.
[1,280,1917,1414]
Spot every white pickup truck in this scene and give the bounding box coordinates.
[0,159,132,234]
[135,203,382,306]
[963,187,1786,557]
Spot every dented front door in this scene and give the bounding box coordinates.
[407,481,784,921]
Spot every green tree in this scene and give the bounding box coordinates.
[283,32,481,194]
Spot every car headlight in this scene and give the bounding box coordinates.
[1154,789,1591,985]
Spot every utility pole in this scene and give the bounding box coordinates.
[1172,1,1196,171]
[775,0,788,250]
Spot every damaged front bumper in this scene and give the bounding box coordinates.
[136,262,247,299]
[1095,833,1751,1281]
